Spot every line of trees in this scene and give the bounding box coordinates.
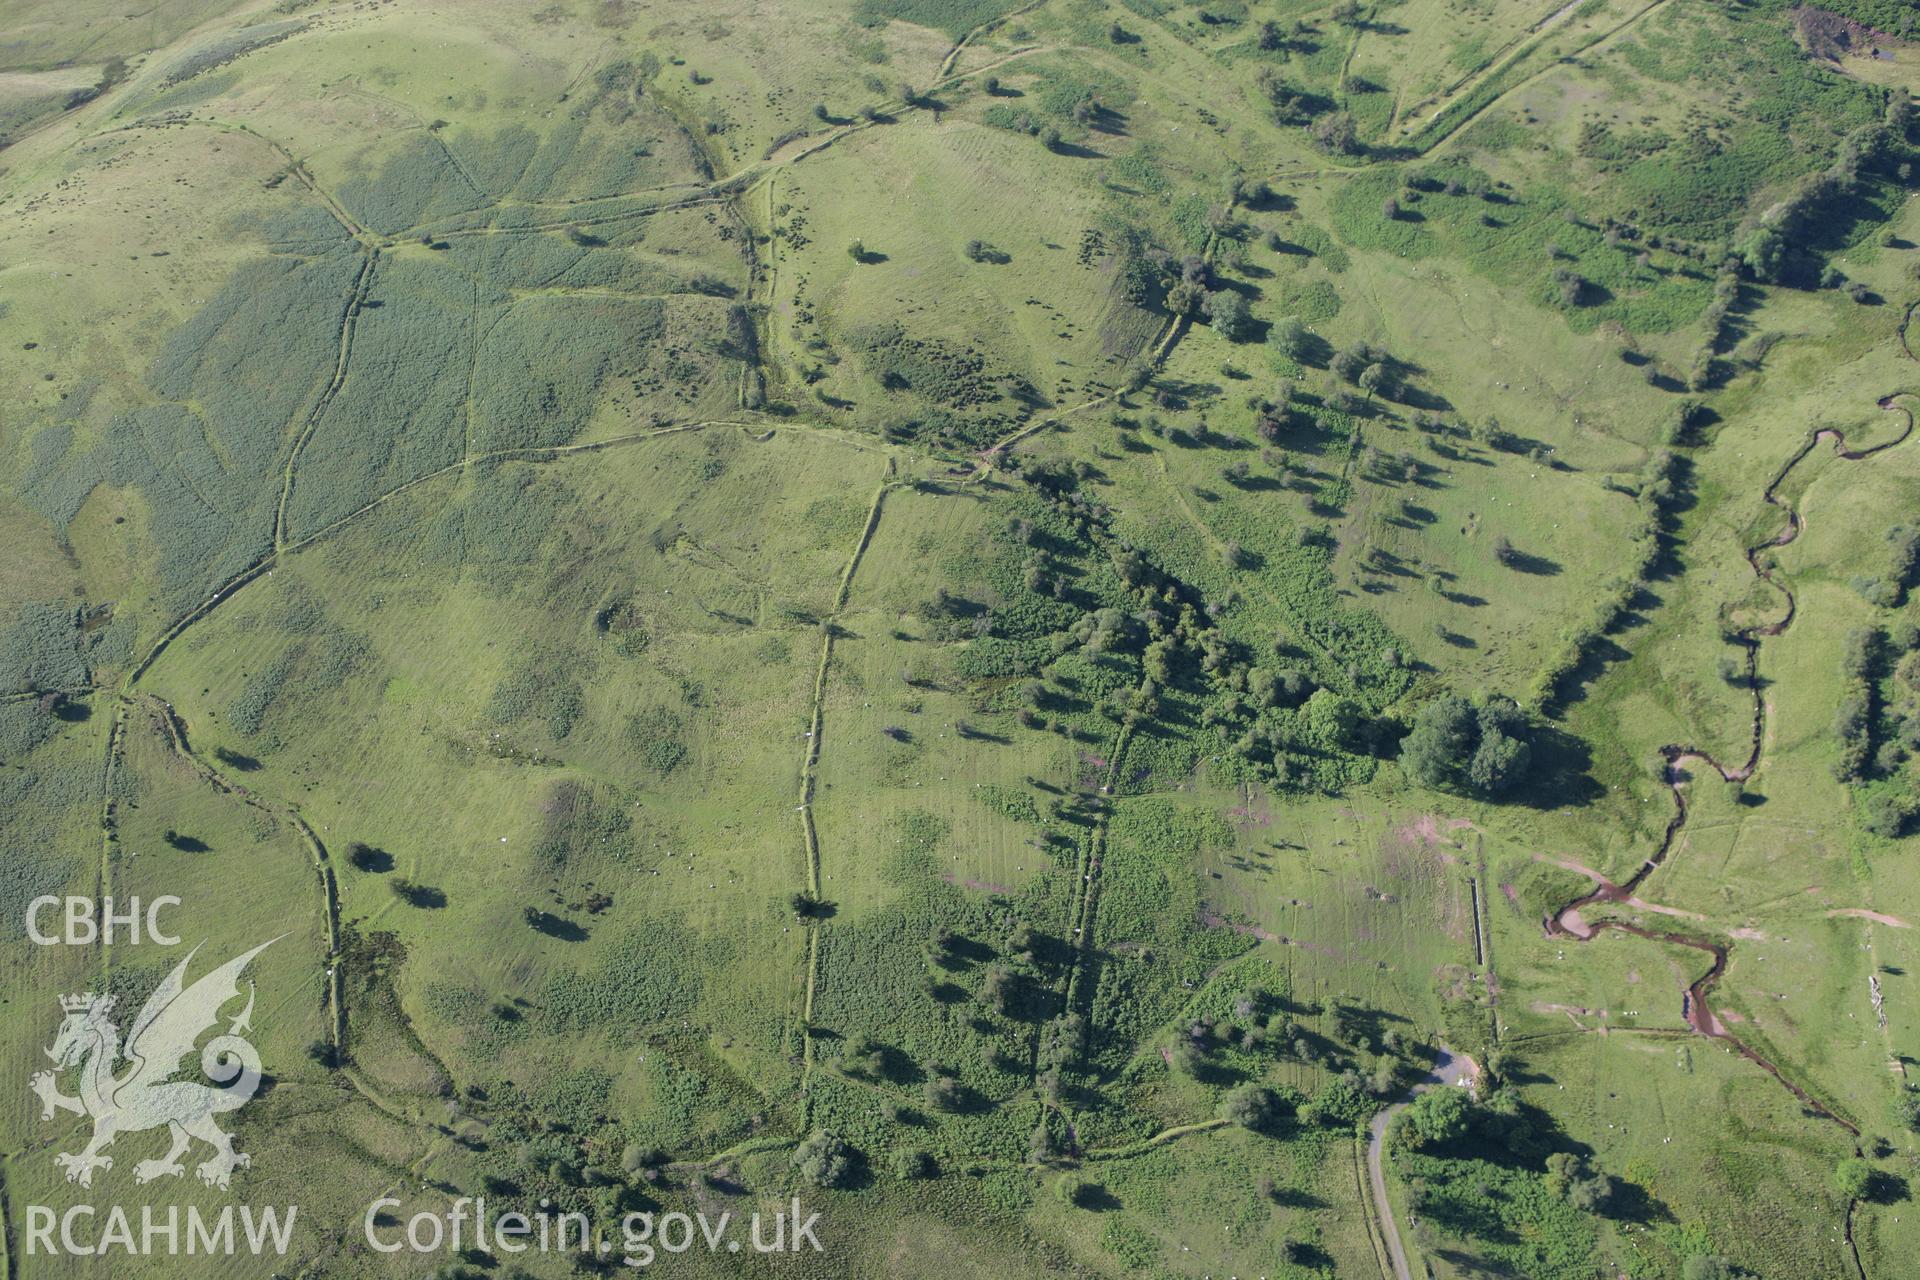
[1524,449,1679,711]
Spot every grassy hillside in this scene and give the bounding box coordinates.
[1,0,1917,1277]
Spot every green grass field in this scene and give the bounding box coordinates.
[1,0,1917,1276]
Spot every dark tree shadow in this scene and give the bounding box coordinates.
[524,909,588,941]
[395,882,446,908]
[214,746,260,770]
[1508,724,1603,809]
[1503,549,1563,576]
[346,842,395,873]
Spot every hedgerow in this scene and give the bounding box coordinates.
[1524,450,1678,712]
[1333,166,1711,335]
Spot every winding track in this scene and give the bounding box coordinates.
[1366,1045,1476,1280]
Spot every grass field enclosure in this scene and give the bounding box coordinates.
[2,0,1919,1276]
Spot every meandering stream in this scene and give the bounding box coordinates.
[1544,388,1914,1130]
[1535,318,1919,1280]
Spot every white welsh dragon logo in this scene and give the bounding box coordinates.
[30,938,280,1190]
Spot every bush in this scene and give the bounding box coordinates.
[1833,1157,1875,1200]
[891,1148,934,1180]
[1405,1087,1471,1147]
[1859,787,1915,837]
[1311,111,1357,155]
[837,1034,887,1078]
[1206,289,1256,341]
[923,1075,965,1112]
[792,1130,856,1188]
[1220,1084,1286,1131]
[1054,1172,1102,1206]
[1270,315,1307,359]
[1545,1151,1617,1212]
[345,841,389,872]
